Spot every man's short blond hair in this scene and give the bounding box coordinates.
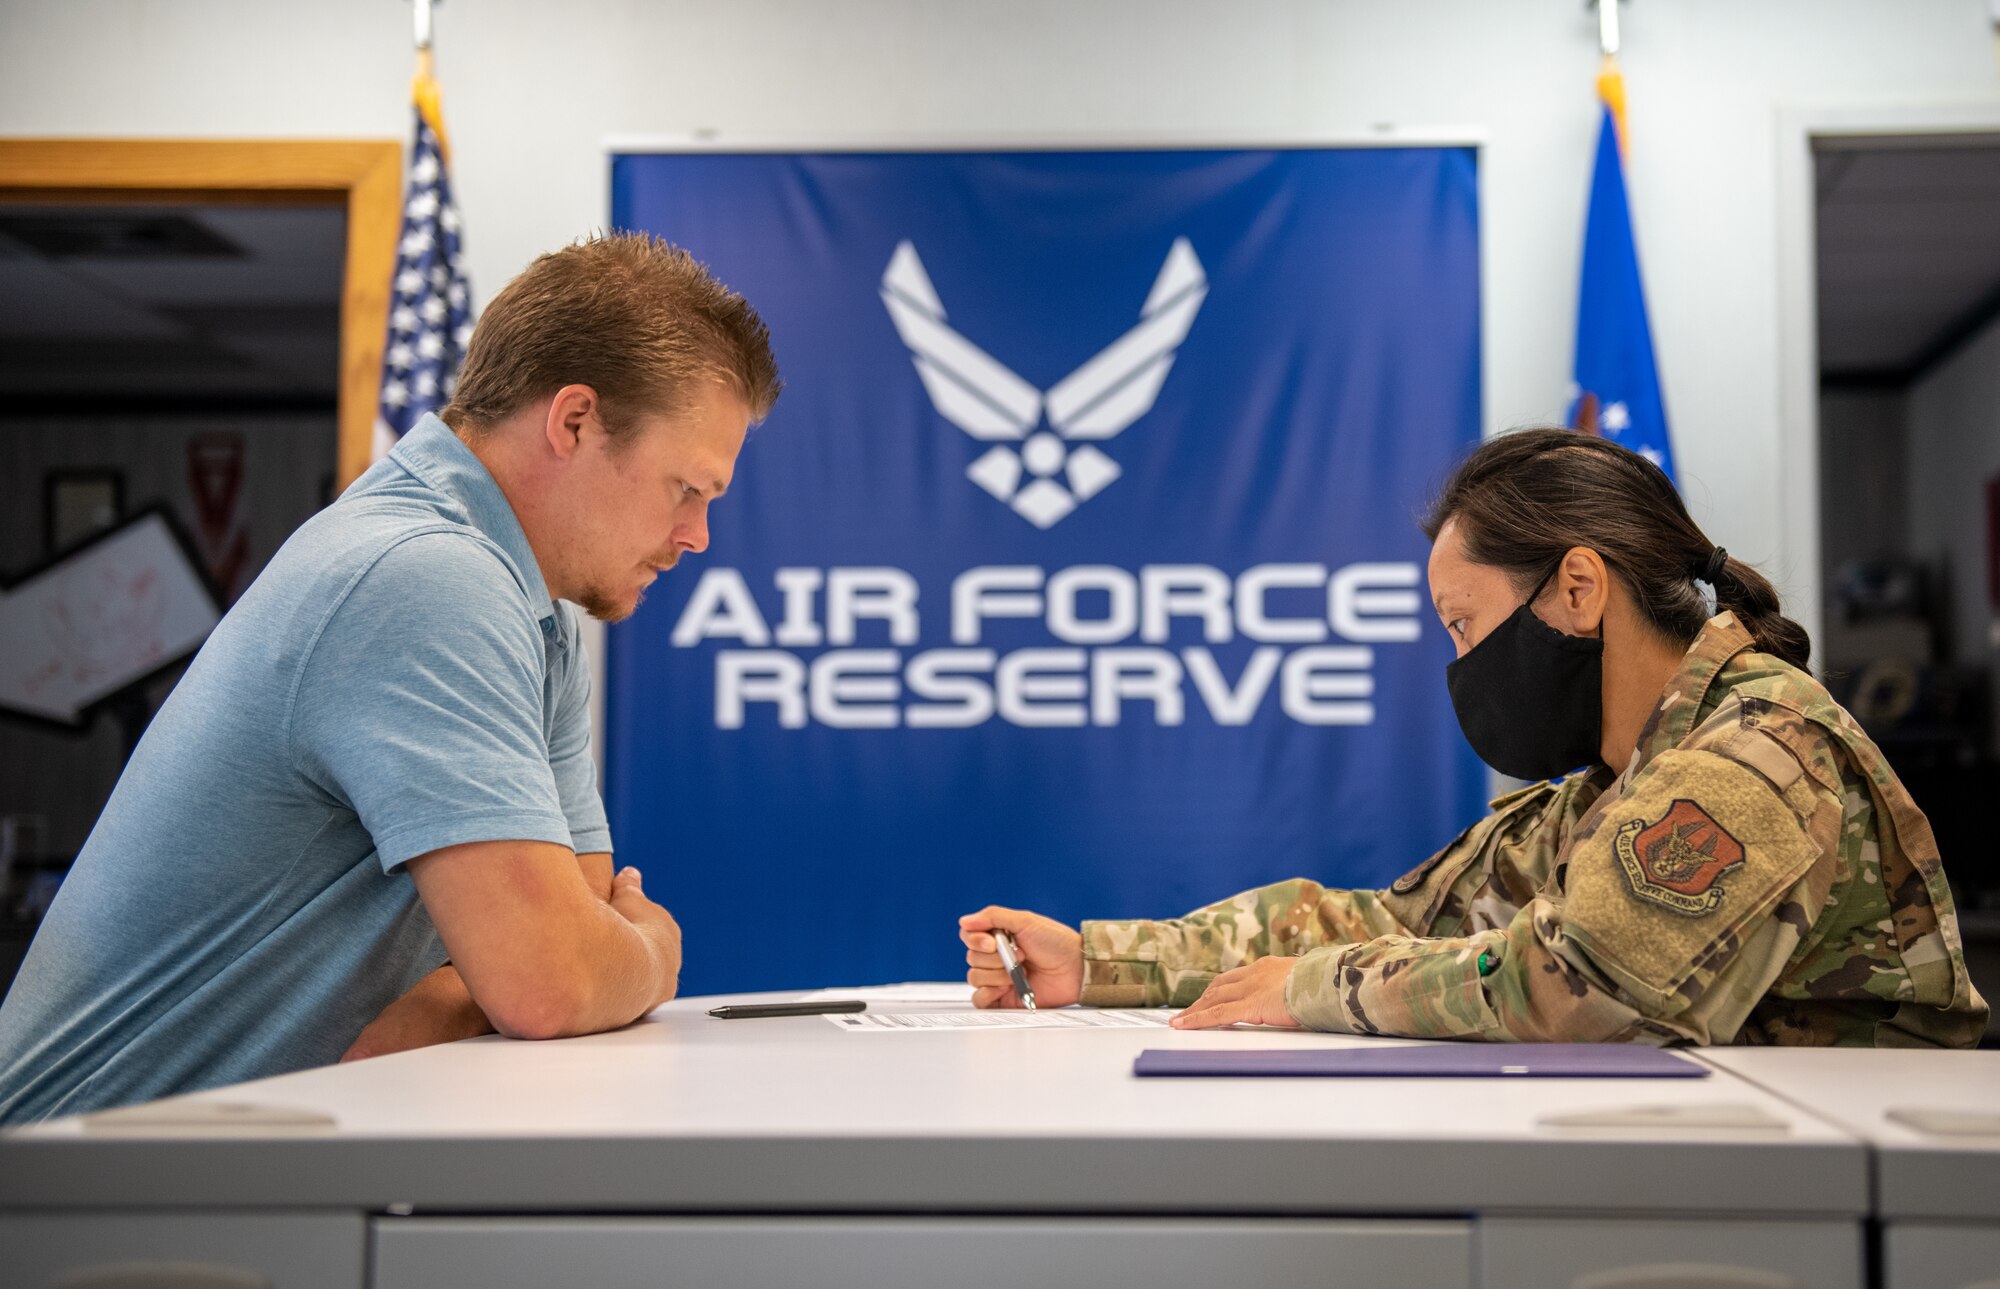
[442,231,780,438]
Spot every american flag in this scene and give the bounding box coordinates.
[372,82,472,459]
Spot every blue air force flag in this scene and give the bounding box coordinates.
[608,148,1487,995]
[372,72,472,459]
[1567,65,1675,479]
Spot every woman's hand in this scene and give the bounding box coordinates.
[1169,957,1302,1030]
[958,906,1084,1009]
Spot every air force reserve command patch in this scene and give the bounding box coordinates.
[1615,798,1745,916]
[1561,744,1823,1007]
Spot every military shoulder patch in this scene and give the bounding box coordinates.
[1613,798,1746,917]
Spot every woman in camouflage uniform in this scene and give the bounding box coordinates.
[961,429,1987,1047]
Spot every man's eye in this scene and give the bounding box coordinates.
[1448,618,1467,638]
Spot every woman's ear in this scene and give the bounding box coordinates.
[1551,545,1609,636]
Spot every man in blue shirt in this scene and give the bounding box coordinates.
[0,234,781,1123]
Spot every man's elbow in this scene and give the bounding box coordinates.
[480,974,596,1042]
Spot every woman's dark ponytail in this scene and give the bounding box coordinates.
[1423,428,1815,672]
[1709,556,1812,671]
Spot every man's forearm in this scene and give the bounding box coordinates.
[409,963,493,1031]
[577,851,615,902]
[342,964,493,1062]
[543,849,649,1030]
[565,909,679,1033]
[411,843,680,1044]
[555,851,673,1034]
[492,905,676,1040]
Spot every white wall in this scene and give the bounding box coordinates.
[6,0,1999,653]
[1906,311,2000,747]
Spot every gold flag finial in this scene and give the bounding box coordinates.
[1596,55,1628,156]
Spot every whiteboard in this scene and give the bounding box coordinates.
[0,512,222,725]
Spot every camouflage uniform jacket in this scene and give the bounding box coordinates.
[1080,613,1988,1047]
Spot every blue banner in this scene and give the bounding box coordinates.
[608,148,1485,995]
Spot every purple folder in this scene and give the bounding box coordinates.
[1132,1043,1709,1079]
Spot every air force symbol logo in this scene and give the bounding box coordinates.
[880,239,1208,528]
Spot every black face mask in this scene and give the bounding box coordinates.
[1444,568,1604,781]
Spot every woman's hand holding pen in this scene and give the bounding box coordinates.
[958,906,1083,1009]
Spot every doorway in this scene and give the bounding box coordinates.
[1812,130,2000,1041]
[0,140,399,992]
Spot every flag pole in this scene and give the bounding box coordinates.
[408,0,449,162]
[1594,0,1620,58]
[412,0,434,55]
[1590,1,1628,156]
[375,0,470,462]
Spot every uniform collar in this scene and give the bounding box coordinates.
[1630,612,1759,769]
[390,413,558,624]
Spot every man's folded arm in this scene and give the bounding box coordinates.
[408,841,678,1041]
[343,852,619,1062]
[422,850,617,1005]
[575,851,614,902]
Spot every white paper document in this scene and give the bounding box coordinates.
[796,983,976,1005]
[826,1009,1174,1032]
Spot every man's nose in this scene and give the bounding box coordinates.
[678,511,710,554]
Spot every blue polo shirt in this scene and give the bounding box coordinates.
[0,415,611,1124]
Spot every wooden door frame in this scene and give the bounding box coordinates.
[0,139,402,488]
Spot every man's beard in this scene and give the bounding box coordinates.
[578,583,641,624]
[578,555,674,623]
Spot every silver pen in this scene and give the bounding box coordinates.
[992,929,1037,1011]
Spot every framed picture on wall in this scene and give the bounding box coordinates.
[44,469,124,556]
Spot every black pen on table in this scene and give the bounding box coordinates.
[707,999,866,1019]
[993,929,1037,1011]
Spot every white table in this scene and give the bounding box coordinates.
[1700,1048,2000,1289]
[0,992,1901,1289]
